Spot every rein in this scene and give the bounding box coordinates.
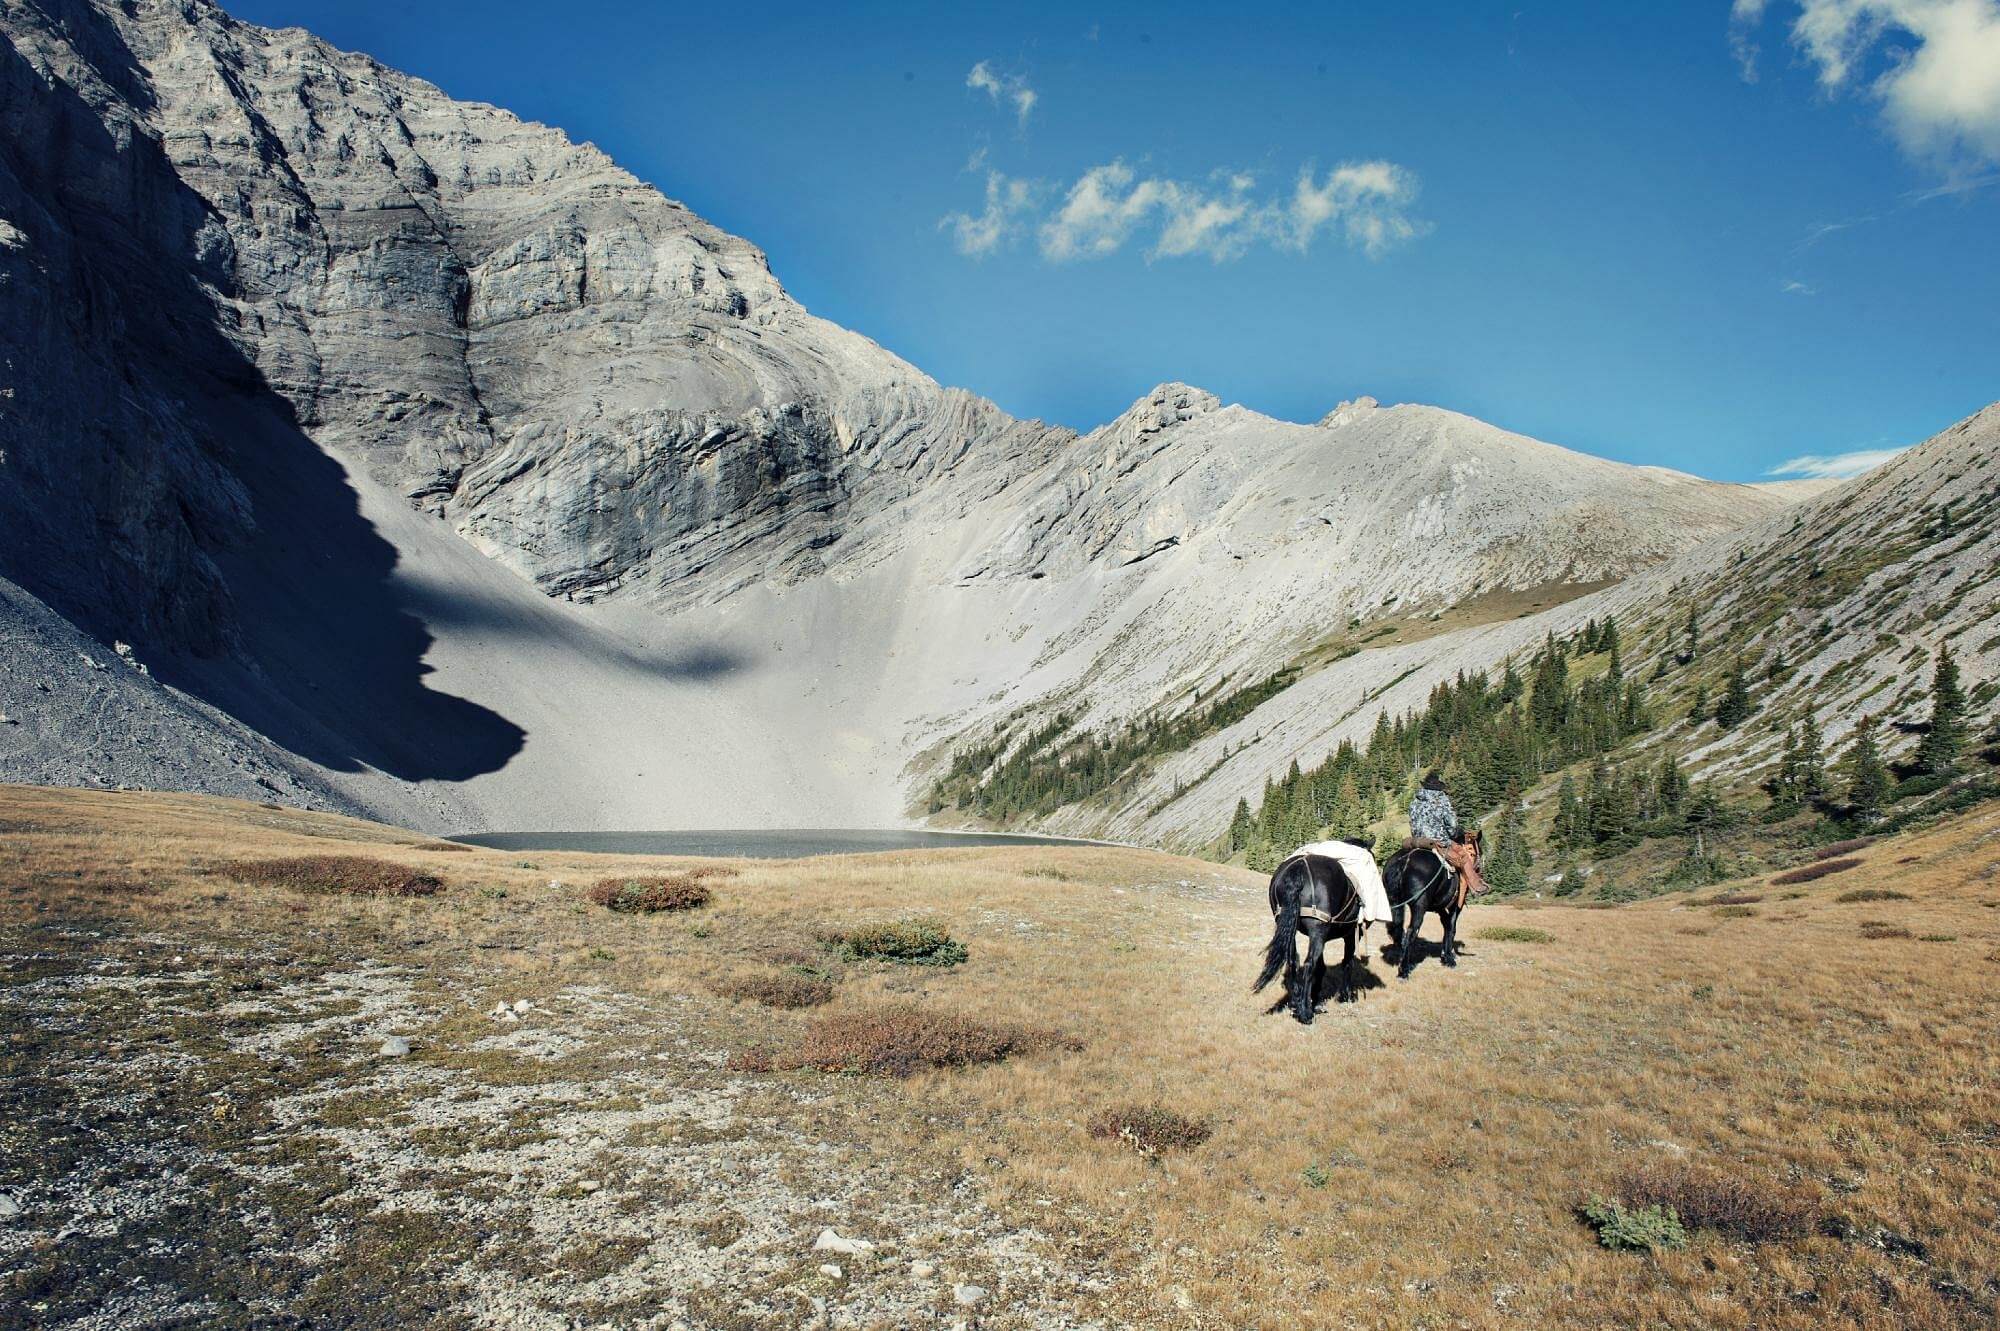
[1388,850,1450,911]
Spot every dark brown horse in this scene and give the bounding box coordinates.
[1251,851,1364,1023]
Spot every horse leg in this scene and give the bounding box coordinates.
[1293,927,1327,1024]
[1441,905,1460,968]
[1398,907,1423,980]
[1338,926,1358,1003]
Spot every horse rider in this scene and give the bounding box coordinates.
[1408,771,1486,897]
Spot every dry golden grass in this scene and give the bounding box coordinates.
[4,781,1998,1329]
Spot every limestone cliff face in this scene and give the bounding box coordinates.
[0,0,1821,834]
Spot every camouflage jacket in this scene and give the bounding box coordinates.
[1409,787,1461,843]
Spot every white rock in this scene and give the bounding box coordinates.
[818,1263,843,1279]
[0,1191,21,1219]
[378,1036,411,1057]
[813,1227,876,1256]
[953,1284,988,1307]
[910,1261,936,1278]
[579,1180,601,1193]
[513,999,533,1013]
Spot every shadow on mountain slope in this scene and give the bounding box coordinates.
[0,7,528,783]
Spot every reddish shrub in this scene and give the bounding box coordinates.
[737,1003,1074,1077]
[1088,1104,1212,1155]
[716,970,834,1009]
[1771,858,1862,885]
[1611,1162,1821,1242]
[1705,892,1763,906]
[217,855,443,897]
[1859,920,1913,939]
[587,870,725,913]
[1813,838,1876,860]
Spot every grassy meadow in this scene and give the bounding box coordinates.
[2,782,1997,1329]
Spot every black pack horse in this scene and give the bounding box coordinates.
[1251,851,1363,1023]
[1382,830,1480,980]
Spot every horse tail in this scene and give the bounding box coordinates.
[1253,867,1298,994]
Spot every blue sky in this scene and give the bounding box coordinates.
[228,0,2000,481]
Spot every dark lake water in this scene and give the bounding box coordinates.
[448,828,1121,858]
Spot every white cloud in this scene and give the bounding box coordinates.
[1781,278,1818,292]
[1023,158,1426,264]
[940,171,1042,257]
[1735,1,2000,167]
[1040,161,1172,260]
[1730,0,1771,79]
[967,61,1038,128]
[1768,446,1910,477]
[1274,162,1428,257]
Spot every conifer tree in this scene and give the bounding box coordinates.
[1329,774,1367,839]
[1714,658,1755,730]
[1622,678,1649,734]
[1682,604,1700,663]
[1914,644,1967,774]
[1795,716,1828,803]
[1485,798,1533,894]
[1768,724,1804,814]
[1841,713,1892,815]
[1654,752,1687,821]
[1688,682,1709,725]
[1228,797,1255,852]
[1552,773,1584,852]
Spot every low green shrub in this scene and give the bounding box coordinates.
[822,917,969,967]
[1581,1197,1687,1251]
[1834,887,1910,903]
[1476,926,1553,943]
[1891,772,1953,801]
[1859,920,1912,939]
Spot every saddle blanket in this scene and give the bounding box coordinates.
[1288,840,1392,924]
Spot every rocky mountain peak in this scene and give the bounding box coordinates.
[1318,396,1380,428]
[1108,383,1223,438]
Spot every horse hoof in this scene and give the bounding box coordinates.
[1441,954,1457,969]
[1397,970,1411,982]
